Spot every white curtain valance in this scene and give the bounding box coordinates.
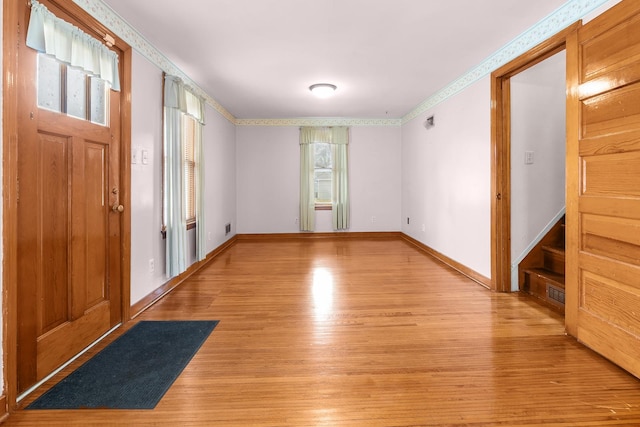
[164,75,205,125]
[26,0,120,91]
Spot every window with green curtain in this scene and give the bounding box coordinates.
[299,127,350,231]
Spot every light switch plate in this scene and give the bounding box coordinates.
[524,151,534,165]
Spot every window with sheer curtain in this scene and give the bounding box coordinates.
[300,127,350,232]
[26,0,120,91]
[163,75,206,278]
[26,0,119,126]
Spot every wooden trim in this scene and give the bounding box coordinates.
[46,0,129,52]
[120,46,133,323]
[3,0,21,410]
[0,395,7,423]
[130,236,238,317]
[237,232,402,241]
[564,24,581,339]
[490,22,581,294]
[400,234,492,289]
[490,75,511,292]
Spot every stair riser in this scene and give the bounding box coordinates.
[523,272,565,313]
[543,250,565,275]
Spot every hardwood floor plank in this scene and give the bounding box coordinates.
[6,238,640,426]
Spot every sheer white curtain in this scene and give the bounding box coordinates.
[164,76,188,278]
[331,127,350,231]
[163,75,206,278]
[26,0,120,90]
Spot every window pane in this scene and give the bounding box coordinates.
[314,142,332,203]
[37,54,62,112]
[90,76,109,126]
[67,67,87,119]
[315,169,332,203]
[183,116,196,223]
[314,143,332,169]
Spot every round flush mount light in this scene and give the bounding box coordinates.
[309,83,337,98]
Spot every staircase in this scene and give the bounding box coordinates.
[518,216,565,313]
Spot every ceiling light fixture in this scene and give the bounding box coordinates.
[309,83,337,98]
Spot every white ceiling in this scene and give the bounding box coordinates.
[101,0,568,119]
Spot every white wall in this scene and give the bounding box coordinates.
[236,125,402,233]
[202,104,237,250]
[130,52,166,304]
[401,78,492,279]
[129,51,237,305]
[510,51,566,282]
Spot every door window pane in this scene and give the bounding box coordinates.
[90,76,109,125]
[37,54,62,112]
[66,67,87,120]
[36,54,111,126]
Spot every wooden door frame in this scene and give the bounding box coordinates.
[490,22,581,292]
[2,0,132,409]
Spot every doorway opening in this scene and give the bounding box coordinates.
[490,22,581,300]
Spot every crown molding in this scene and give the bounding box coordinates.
[235,118,402,127]
[77,0,610,128]
[72,0,237,124]
[401,0,611,124]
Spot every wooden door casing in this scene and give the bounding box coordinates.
[566,0,640,378]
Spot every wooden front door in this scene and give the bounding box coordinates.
[566,0,640,378]
[16,1,123,393]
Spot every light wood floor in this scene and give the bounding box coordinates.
[6,238,640,426]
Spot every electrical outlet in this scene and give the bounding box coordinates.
[295,218,299,224]
[149,258,155,273]
[131,148,138,164]
[208,232,212,241]
[422,224,426,232]
[371,216,376,223]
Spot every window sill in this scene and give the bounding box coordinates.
[315,204,332,211]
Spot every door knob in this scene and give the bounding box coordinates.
[112,204,124,212]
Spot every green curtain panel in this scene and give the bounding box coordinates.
[331,127,349,231]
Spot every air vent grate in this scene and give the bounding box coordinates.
[547,284,565,305]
